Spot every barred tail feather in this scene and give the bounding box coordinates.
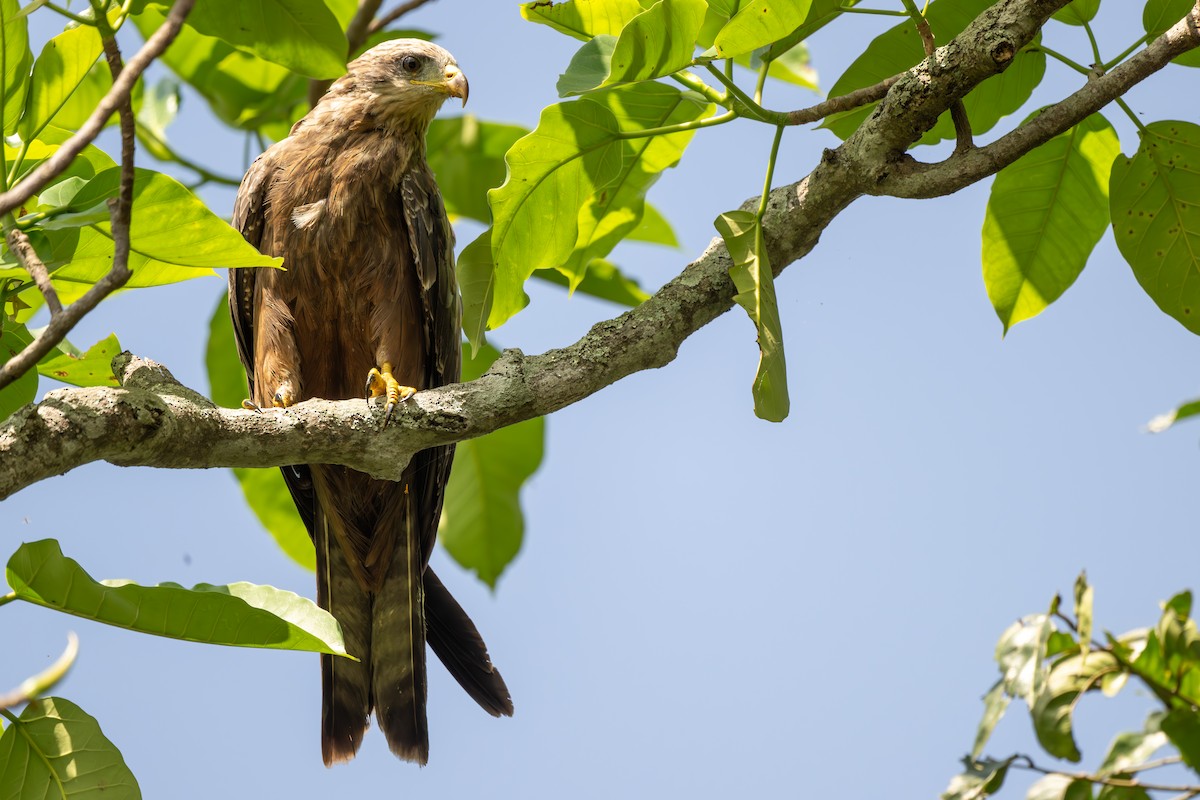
[371,491,429,764]
[317,511,373,766]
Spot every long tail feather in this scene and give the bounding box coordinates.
[424,568,513,717]
[371,488,429,764]
[317,509,373,765]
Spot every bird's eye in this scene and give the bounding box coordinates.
[401,55,421,73]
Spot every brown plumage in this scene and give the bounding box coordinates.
[227,39,512,766]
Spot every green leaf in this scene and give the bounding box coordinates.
[1111,121,1200,335]
[995,613,1052,704]
[754,39,818,91]
[5,539,346,655]
[1147,396,1200,432]
[600,0,707,90]
[1052,0,1101,26]
[458,229,500,351]
[441,343,544,588]
[714,0,814,59]
[534,258,650,306]
[1031,650,1120,761]
[427,115,528,224]
[982,112,1119,332]
[1026,775,1093,800]
[147,0,348,79]
[1097,718,1166,777]
[941,757,1012,800]
[135,77,181,161]
[0,697,140,800]
[821,0,1042,143]
[714,210,789,422]
[1143,0,1200,68]
[205,296,316,571]
[0,0,32,137]
[0,321,36,420]
[18,23,101,141]
[36,332,120,387]
[559,83,710,288]
[1096,787,1151,800]
[520,0,654,40]
[557,34,617,96]
[1162,708,1200,772]
[1074,571,1094,654]
[971,679,1011,760]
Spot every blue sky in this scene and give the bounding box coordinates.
[3,2,1199,798]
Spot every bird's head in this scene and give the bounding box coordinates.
[348,39,468,130]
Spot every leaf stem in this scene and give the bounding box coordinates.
[616,110,737,141]
[1028,44,1091,76]
[1082,19,1104,67]
[703,63,771,121]
[43,1,95,25]
[1104,34,1152,72]
[669,71,725,107]
[0,591,17,608]
[757,125,785,223]
[1115,97,1148,135]
[839,5,908,17]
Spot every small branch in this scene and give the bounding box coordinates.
[0,0,193,217]
[1012,753,1200,794]
[99,22,137,284]
[367,0,438,36]
[4,228,61,315]
[785,76,899,125]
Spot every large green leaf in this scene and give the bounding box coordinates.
[477,84,708,336]
[133,5,305,131]
[36,332,120,387]
[1026,775,1093,800]
[1143,0,1200,68]
[441,343,544,588]
[1031,650,1120,761]
[145,0,347,79]
[5,539,346,655]
[1110,121,1200,335]
[982,112,1119,332]
[557,0,707,95]
[17,23,101,141]
[205,297,316,571]
[1162,709,1200,771]
[520,0,654,40]
[0,0,32,137]
[713,0,814,59]
[821,0,1042,144]
[1097,715,1166,777]
[714,210,789,422]
[0,697,140,800]
[941,757,1012,800]
[971,679,1011,760]
[0,321,36,420]
[1052,0,1101,26]
[995,613,1052,704]
[534,258,650,306]
[427,115,527,224]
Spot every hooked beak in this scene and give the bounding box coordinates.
[444,64,468,107]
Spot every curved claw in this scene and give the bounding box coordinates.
[241,399,262,413]
[273,381,296,408]
[365,362,416,424]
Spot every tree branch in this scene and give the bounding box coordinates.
[0,0,194,217]
[3,0,1195,499]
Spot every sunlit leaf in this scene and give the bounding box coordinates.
[0,0,33,137]
[534,258,650,307]
[18,23,102,141]
[714,210,789,422]
[982,112,1118,331]
[714,0,814,59]
[1031,650,1120,761]
[630,201,678,246]
[136,77,181,161]
[1162,709,1200,772]
[0,697,139,800]
[0,321,36,420]
[995,613,1052,704]
[5,538,346,654]
[427,115,527,224]
[1026,774,1093,800]
[441,343,544,588]
[1074,571,1094,654]
[1146,396,1200,433]
[940,756,1012,800]
[1097,715,1167,777]
[143,0,348,78]
[36,332,120,387]
[971,679,1011,760]
[520,0,654,40]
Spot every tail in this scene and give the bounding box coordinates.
[425,568,513,717]
[316,511,373,765]
[370,488,430,764]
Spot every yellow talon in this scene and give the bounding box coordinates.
[365,362,416,422]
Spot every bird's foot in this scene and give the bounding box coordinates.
[241,399,262,413]
[272,381,296,408]
[365,362,415,423]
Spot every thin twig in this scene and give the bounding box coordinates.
[367,0,438,36]
[1013,753,1200,794]
[5,229,61,315]
[0,4,155,391]
[785,76,900,125]
[0,0,195,218]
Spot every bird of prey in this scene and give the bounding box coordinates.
[227,39,512,766]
